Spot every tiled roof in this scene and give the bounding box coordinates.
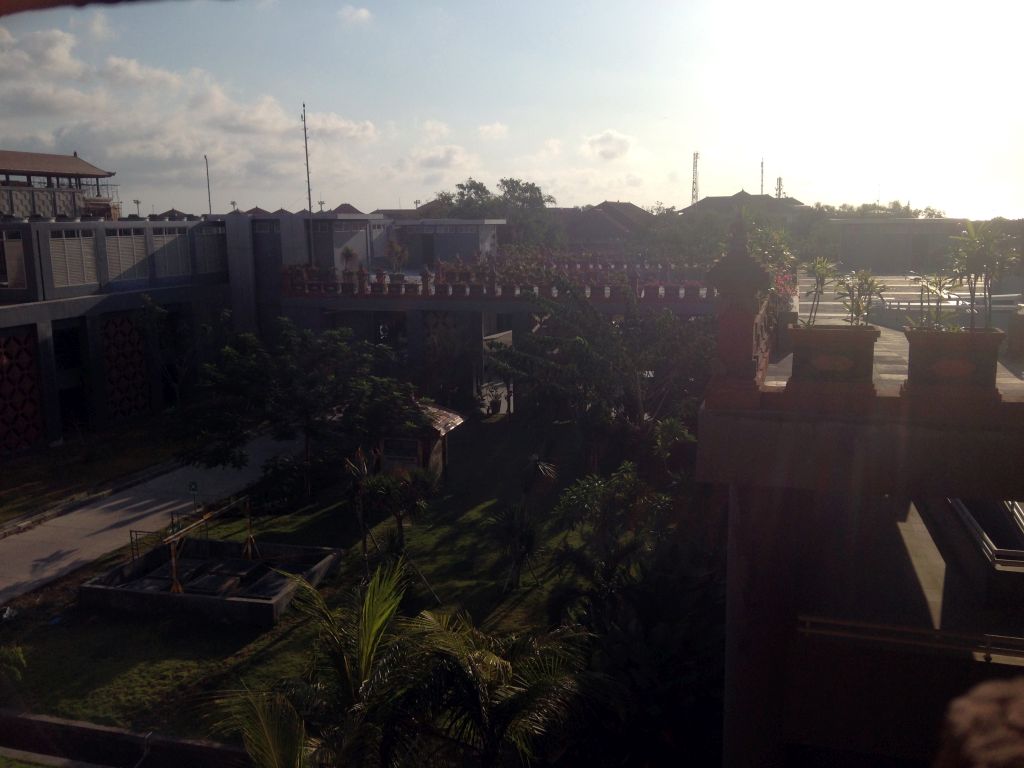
[333,203,363,214]
[595,200,653,230]
[0,150,114,178]
[420,403,464,436]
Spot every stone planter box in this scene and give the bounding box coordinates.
[788,324,880,386]
[781,324,881,412]
[902,327,1004,400]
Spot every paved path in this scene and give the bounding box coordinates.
[0,436,297,606]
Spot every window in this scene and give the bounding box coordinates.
[334,221,365,232]
[0,231,26,288]
[50,229,98,287]
[153,229,190,277]
[105,229,147,281]
[195,227,228,274]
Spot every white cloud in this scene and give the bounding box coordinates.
[421,119,449,141]
[308,112,377,142]
[87,11,116,41]
[0,83,101,117]
[0,22,381,213]
[478,121,508,140]
[0,28,83,79]
[582,129,632,161]
[338,5,373,24]
[102,56,181,88]
[414,144,470,170]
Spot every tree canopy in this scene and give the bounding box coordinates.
[181,318,428,493]
[431,177,559,247]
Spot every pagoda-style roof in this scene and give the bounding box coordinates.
[0,150,114,179]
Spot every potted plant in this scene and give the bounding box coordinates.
[800,256,838,328]
[785,269,884,403]
[903,222,1016,401]
[386,239,408,295]
[340,246,358,295]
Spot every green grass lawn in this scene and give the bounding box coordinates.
[0,414,189,527]
[0,415,585,739]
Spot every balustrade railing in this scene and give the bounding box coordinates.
[281,265,716,306]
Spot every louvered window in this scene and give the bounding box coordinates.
[153,227,190,277]
[0,231,26,288]
[105,229,147,281]
[50,229,98,287]
[195,227,228,274]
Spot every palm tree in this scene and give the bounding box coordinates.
[218,688,312,768]
[222,565,588,767]
[405,611,586,768]
[0,644,25,705]
[487,502,542,592]
[220,564,417,766]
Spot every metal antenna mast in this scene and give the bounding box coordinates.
[301,103,314,264]
[760,158,764,196]
[775,176,784,199]
[691,151,699,205]
[204,155,212,215]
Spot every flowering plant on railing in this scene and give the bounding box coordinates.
[771,271,797,309]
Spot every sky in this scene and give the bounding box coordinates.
[1,0,1022,219]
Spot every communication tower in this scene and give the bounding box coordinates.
[691,152,699,205]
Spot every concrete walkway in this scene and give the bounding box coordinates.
[0,436,297,606]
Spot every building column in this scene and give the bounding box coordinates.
[723,484,809,768]
[459,310,485,396]
[405,309,426,385]
[34,321,63,444]
[84,313,108,428]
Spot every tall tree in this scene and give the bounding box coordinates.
[182,319,426,496]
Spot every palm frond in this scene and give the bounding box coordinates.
[217,687,312,768]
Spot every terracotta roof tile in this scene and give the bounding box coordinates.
[0,150,113,178]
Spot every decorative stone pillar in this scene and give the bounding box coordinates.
[705,219,771,409]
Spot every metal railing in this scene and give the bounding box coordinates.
[948,498,1024,570]
[882,273,1021,313]
[798,615,1024,664]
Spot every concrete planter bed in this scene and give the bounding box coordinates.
[80,538,341,628]
[783,324,881,413]
[903,327,1004,398]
